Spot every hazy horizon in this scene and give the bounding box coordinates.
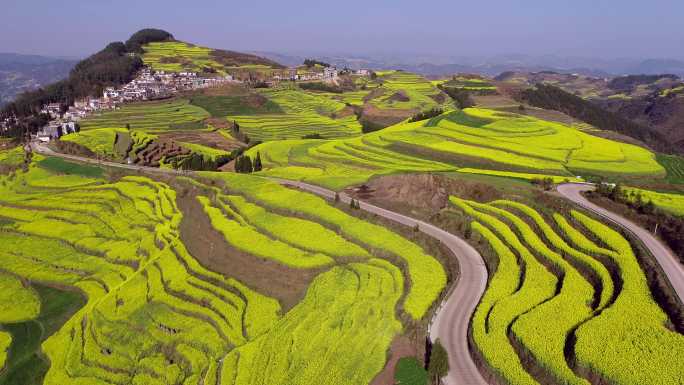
[2,0,684,61]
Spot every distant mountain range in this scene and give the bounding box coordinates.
[253,51,684,78]
[0,53,78,106]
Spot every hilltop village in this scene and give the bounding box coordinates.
[16,63,369,142]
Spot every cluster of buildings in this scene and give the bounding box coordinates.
[32,67,236,142]
[0,63,373,140]
[272,66,370,82]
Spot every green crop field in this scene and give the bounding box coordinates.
[79,99,210,132]
[368,71,452,111]
[60,127,128,159]
[247,108,664,189]
[194,87,364,141]
[0,331,9,371]
[622,186,684,216]
[141,41,281,77]
[0,148,446,384]
[656,153,684,184]
[0,272,41,323]
[449,197,684,385]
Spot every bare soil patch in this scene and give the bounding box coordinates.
[134,139,189,167]
[157,130,243,152]
[352,173,502,218]
[370,336,417,385]
[361,105,416,128]
[188,83,250,97]
[205,117,231,129]
[388,91,410,103]
[175,185,319,311]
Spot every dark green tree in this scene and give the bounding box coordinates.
[428,340,449,384]
[254,152,263,171]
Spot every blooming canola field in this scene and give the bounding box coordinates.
[0,149,445,385]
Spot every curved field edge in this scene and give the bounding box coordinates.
[246,108,664,190]
[449,196,684,385]
[0,148,448,384]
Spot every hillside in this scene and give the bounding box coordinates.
[247,108,664,189]
[0,29,283,124]
[141,40,284,79]
[0,150,448,384]
[2,26,684,385]
[497,71,684,154]
[0,53,77,107]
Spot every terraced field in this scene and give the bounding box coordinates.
[141,41,282,76]
[450,197,684,385]
[248,108,664,189]
[143,41,223,73]
[442,76,497,92]
[0,148,446,384]
[60,127,128,159]
[79,99,210,133]
[368,71,451,111]
[214,87,363,141]
[656,153,684,184]
[622,186,684,216]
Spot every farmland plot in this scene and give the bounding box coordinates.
[248,108,664,189]
[0,149,447,384]
[449,197,684,385]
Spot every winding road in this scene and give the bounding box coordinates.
[271,179,489,385]
[31,143,489,384]
[29,142,684,384]
[557,183,684,303]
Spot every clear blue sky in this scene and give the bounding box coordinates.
[2,0,683,59]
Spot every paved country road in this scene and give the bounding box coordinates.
[557,183,684,303]
[33,143,684,384]
[30,143,490,384]
[271,179,489,385]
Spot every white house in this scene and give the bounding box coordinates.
[324,67,338,78]
[103,87,120,99]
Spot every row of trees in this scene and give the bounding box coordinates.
[235,152,263,173]
[595,183,684,262]
[409,108,444,123]
[438,85,475,109]
[303,59,330,68]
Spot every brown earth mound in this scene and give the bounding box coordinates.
[354,173,501,215]
[158,131,243,152]
[363,87,387,103]
[245,93,269,109]
[388,91,410,103]
[429,92,447,104]
[134,139,189,167]
[361,104,416,128]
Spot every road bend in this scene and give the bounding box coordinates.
[557,183,684,303]
[31,144,490,384]
[271,178,489,385]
